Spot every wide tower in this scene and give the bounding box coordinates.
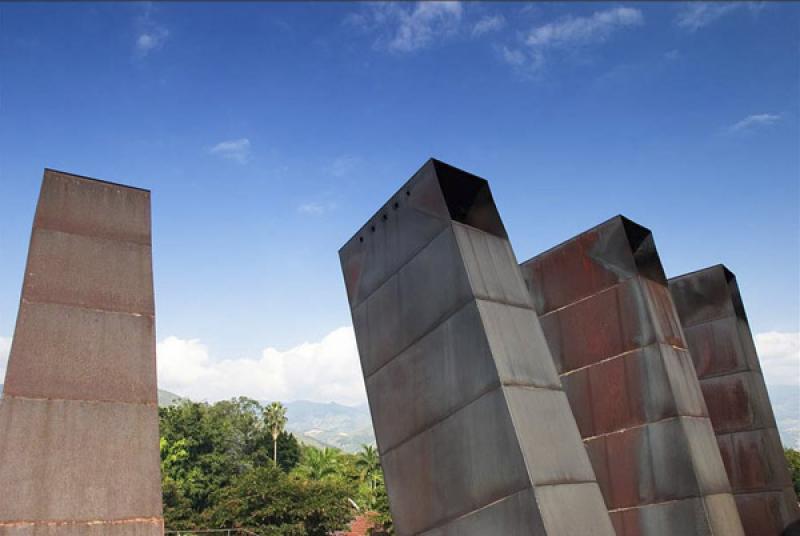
[0,169,163,535]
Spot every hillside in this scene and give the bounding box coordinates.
[158,389,185,406]
[282,400,375,453]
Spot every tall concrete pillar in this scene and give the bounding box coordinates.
[669,265,800,535]
[519,216,745,536]
[0,170,163,535]
[339,160,615,536]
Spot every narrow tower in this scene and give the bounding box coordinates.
[339,160,615,536]
[0,169,163,535]
[669,265,800,535]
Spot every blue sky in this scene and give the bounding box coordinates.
[0,2,797,403]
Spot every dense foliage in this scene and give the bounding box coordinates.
[160,398,392,534]
[786,448,800,500]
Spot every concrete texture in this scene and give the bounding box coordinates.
[0,169,163,535]
[340,159,615,536]
[520,216,745,536]
[669,265,800,535]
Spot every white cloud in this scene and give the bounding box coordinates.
[505,7,643,72]
[136,27,168,56]
[728,113,781,133]
[472,14,505,37]
[664,49,680,61]
[209,138,252,164]
[500,46,528,67]
[0,336,11,382]
[298,201,336,215]
[157,327,366,405]
[525,7,643,48]
[134,3,169,58]
[755,331,800,386]
[675,2,744,31]
[349,2,463,53]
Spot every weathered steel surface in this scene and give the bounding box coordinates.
[340,160,615,536]
[520,216,745,536]
[669,265,800,535]
[0,170,163,535]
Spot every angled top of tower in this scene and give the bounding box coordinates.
[339,158,508,307]
[520,214,667,315]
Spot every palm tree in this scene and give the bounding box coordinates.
[263,401,287,467]
[296,447,341,480]
[355,444,380,493]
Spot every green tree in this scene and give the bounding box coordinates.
[272,431,301,472]
[355,445,380,493]
[159,398,362,532]
[785,448,800,500]
[295,446,341,481]
[207,465,353,536]
[371,477,393,534]
[264,401,288,468]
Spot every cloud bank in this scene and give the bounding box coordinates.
[157,327,366,405]
[754,331,800,386]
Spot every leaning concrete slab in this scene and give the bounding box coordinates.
[339,159,615,536]
[669,265,800,535]
[0,169,163,535]
[519,216,745,536]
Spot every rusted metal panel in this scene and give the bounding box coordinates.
[34,169,152,245]
[520,216,744,535]
[0,520,163,536]
[0,398,162,521]
[340,160,615,535]
[670,265,800,534]
[0,170,163,535]
[4,302,156,404]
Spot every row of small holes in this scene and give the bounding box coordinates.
[358,190,410,243]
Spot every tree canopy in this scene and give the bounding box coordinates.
[159,398,392,534]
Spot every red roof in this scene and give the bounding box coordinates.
[332,513,379,536]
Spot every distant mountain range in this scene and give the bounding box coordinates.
[1,383,797,452]
[280,400,375,453]
[152,389,376,452]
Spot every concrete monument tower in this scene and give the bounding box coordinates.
[669,265,800,535]
[519,216,745,536]
[339,159,615,536]
[0,169,163,535]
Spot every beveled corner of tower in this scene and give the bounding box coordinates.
[339,158,508,310]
